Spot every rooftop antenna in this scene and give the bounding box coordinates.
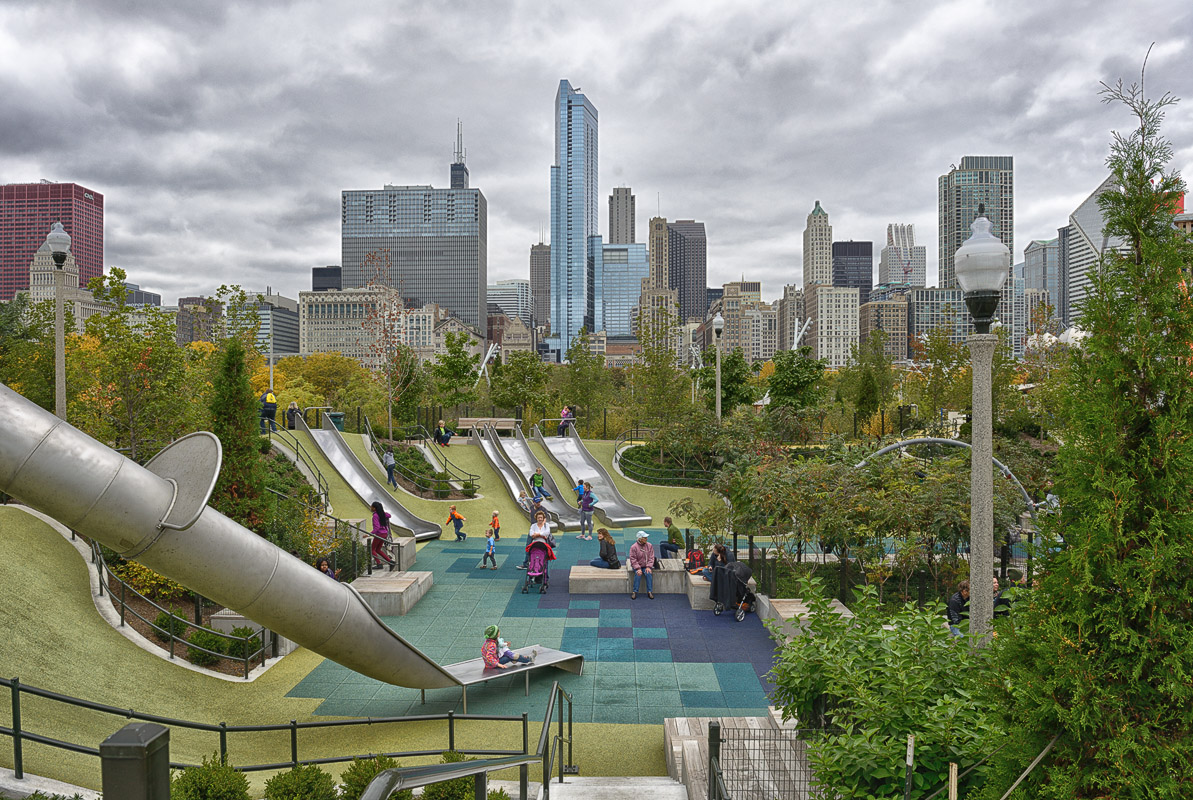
[454,119,466,164]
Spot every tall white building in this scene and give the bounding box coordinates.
[487,279,533,327]
[1060,176,1128,326]
[802,201,833,288]
[878,223,927,287]
[776,283,803,351]
[804,284,859,368]
[26,238,107,333]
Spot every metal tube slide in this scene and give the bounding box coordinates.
[531,425,650,528]
[469,427,537,525]
[297,412,441,541]
[0,383,457,689]
[496,426,581,530]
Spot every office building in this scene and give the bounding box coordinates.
[1010,268,1027,359]
[741,301,779,364]
[1023,238,1060,323]
[594,242,648,337]
[832,240,873,307]
[26,238,107,334]
[938,156,1014,288]
[254,292,300,358]
[450,120,469,190]
[908,287,971,351]
[802,201,833,288]
[1025,288,1051,334]
[878,224,926,287]
[341,150,487,329]
[529,242,550,331]
[175,297,222,345]
[2,181,104,302]
[635,216,679,351]
[777,284,803,351]
[705,287,723,313]
[667,220,708,324]
[803,284,858,368]
[312,266,342,292]
[609,187,635,244]
[487,279,533,327]
[1059,176,1129,326]
[548,79,599,356]
[859,295,909,361]
[122,282,161,306]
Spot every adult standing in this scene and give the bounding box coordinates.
[286,401,300,430]
[518,509,553,570]
[382,447,398,489]
[260,389,278,433]
[628,530,655,600]
[576,481,596,540]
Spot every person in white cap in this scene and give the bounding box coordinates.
[628,530,655,599]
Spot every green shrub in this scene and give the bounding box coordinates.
[228,626,262,661]
[421,751,474,800]
[24,793,90,799]
[258,436,274,455]
[263,764,337,800]
[117,560,189,602]
[488,788,511,800]
[153,610,188,642]
[432,471,451,499]
[187,627,227,667]
[337,755,412,800]
[171,753,250,800]
[461,481,477,498]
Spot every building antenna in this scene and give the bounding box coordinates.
[657,193,661,216]
[454,119,466,164]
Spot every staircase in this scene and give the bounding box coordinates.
[535,776,687,799]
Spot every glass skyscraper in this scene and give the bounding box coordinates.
[593,241,648,337]
[937,156,1014,289]
[1,181,104,302]
[548,80,599,356]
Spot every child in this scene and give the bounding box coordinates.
[480,528,497,569]
[529,467,552,500]
[446,505,466,541]
[516,490,533,515]
[498,634,536,664]
[489,510,501,541]
[481,625,534,669]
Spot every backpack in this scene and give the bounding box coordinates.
[685,550,705,570]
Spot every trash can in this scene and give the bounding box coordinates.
[327,412,346,431]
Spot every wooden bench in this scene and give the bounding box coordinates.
[456,417,520,434]
[419,646,584,712]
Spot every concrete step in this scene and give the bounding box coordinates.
[534,775,688,800]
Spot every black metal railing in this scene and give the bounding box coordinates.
[265,425,330,507]
[362,681,575,800]
[612,426,717,488]
[708,721,826,800]
[0,676,530,781]
[90,541,269,680]
[363,415,479,495]
[263,489,396,579]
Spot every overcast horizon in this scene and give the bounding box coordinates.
[2,0,1191,306]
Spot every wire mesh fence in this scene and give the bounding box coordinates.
[717,726,825,800]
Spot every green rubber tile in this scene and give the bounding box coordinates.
[677,673,721,691]
[591,705,635,724]
[564,617,600,628]
[638,707,669,724]
[633,627,669,639]
[315,698,370,717]
[634,662,677,679]
[374,684,415,700]
[674,663,716,679]
[632,650,673,662]
[327,682,381,701]
[593,674,628,690]
[637,689,682,706]
[722,691,770,707]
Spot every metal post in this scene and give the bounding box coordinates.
[969,333,997,644]
[474,773,487,800]
[120,580,126,626]
[520,712,529,800]
[556,696,564,783]
[714,332,722,422]
[707,720,721,800]
[290,720,298,767]
[448,711,456,751]
[54,266,66,420]
[100,722,170,800]
[194,593,202,625]
[219,722,228,764]
[11,678,22,779]
[903,734,915,800]
[1026,525,1034,586]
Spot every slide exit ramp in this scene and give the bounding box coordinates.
[0,383,458,689]
[497,425,581,531]
[531,425,651,528]
[298,412,441,541]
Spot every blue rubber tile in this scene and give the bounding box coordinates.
[632,639,671,650]
[598,626,632,638]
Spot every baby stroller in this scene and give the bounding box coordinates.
[711,560,756,621]
[522,539,554,594]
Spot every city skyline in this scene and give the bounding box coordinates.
[0,1,1189,305]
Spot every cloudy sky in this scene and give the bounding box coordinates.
[2,0,1190,304]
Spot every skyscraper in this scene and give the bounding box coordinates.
[938,156,1014,288]
[878,223,926,287]
[609,187,635,244]
[593,243,648,337]
[487,279,533,327]
[1023,237,1059,320]
[341,147,487,329]
[548,79,599,355]
[832,240,873,307]
[1060,176,1128,326]
[1,181,104,302]
[667,220,707,323]
[529,241,550,331]
[801,201,832,289]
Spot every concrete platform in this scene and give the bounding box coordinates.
[757,595,853,639]
[687,571,716,610]
[351,570,433,616]
[346,524,417,572]
[567,565,629,594]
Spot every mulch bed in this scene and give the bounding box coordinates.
[376,440,472,501]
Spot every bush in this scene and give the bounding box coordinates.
[337,755,413,800]
[488,789,511,800]
[263,764,337,800]
[421,751,474,800]
[116,561,188,602]
[187,627,227,667]
[461,481,477,498]
[153,610,188,642]
[258,436,274,455]
[171,753,250,800]
[432,471,451,499]
[25,793,90,800]
[228,625,262,661]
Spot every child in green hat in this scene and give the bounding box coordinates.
[481,625,535,669]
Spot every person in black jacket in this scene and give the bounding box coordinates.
[259,390,278,433]
[946,580,970,637]
[589,528,620,569]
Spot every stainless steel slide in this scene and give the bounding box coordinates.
[299,412,441,541]
[469,426,535,523]
[489,426,581,531]
[0,383,458,689]
[532,425,651,528]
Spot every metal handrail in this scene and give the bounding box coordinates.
[406,421,481,487]
[265,425,330,506]
[611,425,717,487]
[362,414,479,494]
[0,676,528,780]
[264,488,396,578]
[90,542,268,679]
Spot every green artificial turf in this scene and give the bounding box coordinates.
[0,507,665,794]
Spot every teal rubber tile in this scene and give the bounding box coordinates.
[286,680,341,698]
[674,663,717,679]
[564,617,600,628]
[603,692,638,706]
[634,663,678,680]
[677,673,722,691]
[680,690,725,707]
[637,689,682,706]
[633,627,669,639]
[594,674,629,690]
[568,706,594,723]
[722,691,771,707]
[638,707,669,724]
[568,600,600,609]
[591,705,637,724]
[314,698,369,717]
[633,650,673,662]
[598,610,632,625]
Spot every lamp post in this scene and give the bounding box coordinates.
[954,207,1009,644]
[46,222,72,421]
[712,313,725,422]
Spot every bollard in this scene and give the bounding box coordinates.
[100,722,170,800]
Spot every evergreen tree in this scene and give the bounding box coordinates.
[208,338,266,528]
[983,73,1193,798]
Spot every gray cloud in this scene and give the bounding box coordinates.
[1,0,1190,305]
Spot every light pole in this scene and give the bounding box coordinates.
[46,223,71,420]
[712,313,725,422]
[954,206,1010,644]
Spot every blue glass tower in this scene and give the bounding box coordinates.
[593,241,648,337]
[548,80,599,357]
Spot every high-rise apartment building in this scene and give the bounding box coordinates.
[1024,288,1051,333]
[487,279,533,327]
[832,240,873,307]
[2,181,104,302]
[801,201,833,288]
[878,224,926,287]
[529,242,550,331]
[667,220,708,323]
[776,284,804,351]
[1059,176,1128,326]
[609,187,635,244]
[548,79,599,356]
[938,156,1014,288]
[908,287,972,351]
[859,295,909,361]
[254,292,300,358]
[1023,238,1060,321]
[341,152,487,328]
[594,243,648,337]
[803,284,858,368]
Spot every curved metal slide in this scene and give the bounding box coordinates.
[298,412,440,541]
[532,425,651,528]
[474,425,580,531]
[0,383,457,689]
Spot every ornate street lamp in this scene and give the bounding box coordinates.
[712,313,725,422]
[46,222,71,420]
[954,206,1010,643]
